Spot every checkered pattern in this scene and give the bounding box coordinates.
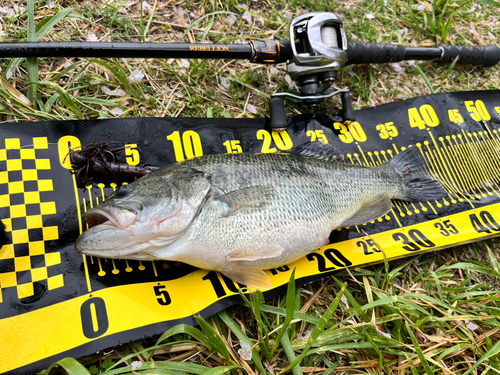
[0,137,64,302]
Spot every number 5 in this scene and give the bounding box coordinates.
[125,144,140,165]
[154,285,171,306]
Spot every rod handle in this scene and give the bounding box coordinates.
[438,45,500,66]
[346,42,406,65]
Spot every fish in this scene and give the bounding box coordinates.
[75,147,447,289]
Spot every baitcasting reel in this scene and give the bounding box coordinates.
[284,12,348,99]
[270,12,354,129]
[268,10,500,128]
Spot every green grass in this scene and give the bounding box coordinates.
[0,0,499,374]
[3,0,496,122]
[46,247,500,374]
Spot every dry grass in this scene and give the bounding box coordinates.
[1,0,496,122]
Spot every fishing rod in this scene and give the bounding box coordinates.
[2,12,499,128]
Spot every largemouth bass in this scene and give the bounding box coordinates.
[75,147,446,288]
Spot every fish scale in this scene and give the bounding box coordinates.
[172,154,395,264]
[76,149,447,288]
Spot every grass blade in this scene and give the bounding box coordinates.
[333,277,371,323]
[361,293,464,315]
[89,58,145,100]
[129,370,182,375]
[195,315,231,361]
[0,76,31,106]
[49,61,83,82]
[26,0,37,103]
[430,271,443,301]
[280,282,346,373]
[4,7,77,83]
[280,328,303,375]
[5,58,24,82]
[142,1,157,43]
[474,0,500,7]
[183,11,238,38]
[203,365,244,375]
[363,330,389,374]
[34,81,82,116]
[105,360,213,375]
[485,242,500,274]
[443,262,500,278]
[436,343,473,362]
[257,304,325,326]
[463,338,500,375]
[35,8,76,40]
[217,311,265,372]
[323,363,339,375]
[271,269,296,356]
[485,336,500,372]
[42,93,60,113]
[38,358,90,375]
[405,322,434,375]
[156,324,209,347]
[414,65,435,94]
[76,97,124,106]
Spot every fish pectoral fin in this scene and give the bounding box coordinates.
[340,193,393,227]
[226,244,284,261]
[215,185,275,216]
[222,268,272,290]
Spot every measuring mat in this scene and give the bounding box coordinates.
[1,90,500,374]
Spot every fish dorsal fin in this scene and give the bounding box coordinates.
[222,268,272,289]
[339,193,393,228]
[226,244,284,262]
[215,185,275,216]
[290,142,337,161]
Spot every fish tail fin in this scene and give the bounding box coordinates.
[389,147,447,201]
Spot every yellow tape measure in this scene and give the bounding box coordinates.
[1,90,500,374]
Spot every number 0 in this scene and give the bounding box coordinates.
[58,135,81,169]
[80,297,109,339]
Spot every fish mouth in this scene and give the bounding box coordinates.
[85,209,117,228]
[75,222,155,257]
[76,201,146,255]
[84,201,143,230]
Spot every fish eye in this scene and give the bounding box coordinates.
[116,184,133,197]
